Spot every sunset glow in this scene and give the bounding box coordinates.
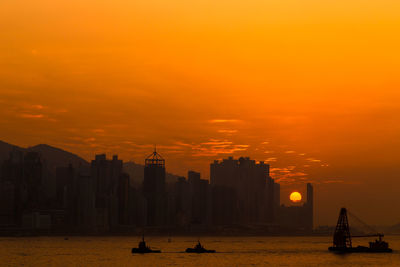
[290,192,302,203]
[1,0,400,226]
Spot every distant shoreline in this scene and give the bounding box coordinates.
[0,231,331,237]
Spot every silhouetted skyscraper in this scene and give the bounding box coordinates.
[188,171,209,225]
[118,173,130,225]
[306,183,314,230]
[174,177,192,226]
[210,157,278,224]
[23,152,44,209]
[91,154,124,231]
[278,183,314,233]
[143,149,167,226]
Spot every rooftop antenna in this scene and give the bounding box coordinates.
[145,144,165,167]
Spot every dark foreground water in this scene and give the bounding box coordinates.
[1,236,400,266]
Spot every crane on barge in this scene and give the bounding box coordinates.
[328,208,392,253]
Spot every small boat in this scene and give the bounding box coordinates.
[328,208,392,253]
[131,236,161,254]
[186,241,215,253]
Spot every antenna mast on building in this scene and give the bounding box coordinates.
[145,145,165,168]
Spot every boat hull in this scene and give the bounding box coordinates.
[131,248,161,254]
[185,248,216,253]
[329,246,392,253]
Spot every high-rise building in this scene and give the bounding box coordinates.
[117,173,130,225]
[142,149,167,226]
[278,183,314,233]
[1,150,24,226]
[91,154,124,231]
[174,177,192,226]
[188,171,209,225]
[76,172,96,231]
[210,157,278,224]
[22,152,44,209]
[1,150,44,226]
[306,183,314,230]
[211,185,237,225]
[56,164,74,209]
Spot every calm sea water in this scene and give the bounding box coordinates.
[1,236,400,266]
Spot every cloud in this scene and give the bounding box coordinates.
[19,114,44,119]
[270,167,291,173]
[270,165,310,185]
[201,139,233,146]
[92,129,105,133]
[31,104,45,110]
[265,157,277,162]
[191,139,249,157]
[307,158,322,163]
[209,119,240,123]
[285,150,296,154]
[217,129,238,133]
[322,179,345,184]
[175,141,193,147]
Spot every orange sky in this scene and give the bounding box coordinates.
[1,0,400,226]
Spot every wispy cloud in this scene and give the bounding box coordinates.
[92,129,105,134]
[217,129,238,133]
[307,158,322,163]
[31,104,45,110]
[174,141,193,147]
[322,179,344,184]
[201,139,233,146]
[19,114,44,119]
[190,138,249,157]
[209,119,240,123]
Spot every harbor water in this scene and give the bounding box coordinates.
[1,235,400,266]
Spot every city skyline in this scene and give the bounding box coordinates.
[0,139,395,228]
[2,144,313,234]
[1,0,400,228]
[1,0,400,265]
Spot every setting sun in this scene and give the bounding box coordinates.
[290,192,302,203]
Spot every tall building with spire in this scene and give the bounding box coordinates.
[142,148,167,226]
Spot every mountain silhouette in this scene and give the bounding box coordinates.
[1,140,181,184]
[0,140,24,163]
[28,144,89,173]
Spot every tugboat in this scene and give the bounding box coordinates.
[186,241,216,253]
[328,208,392,253]
[131,235,161,254]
